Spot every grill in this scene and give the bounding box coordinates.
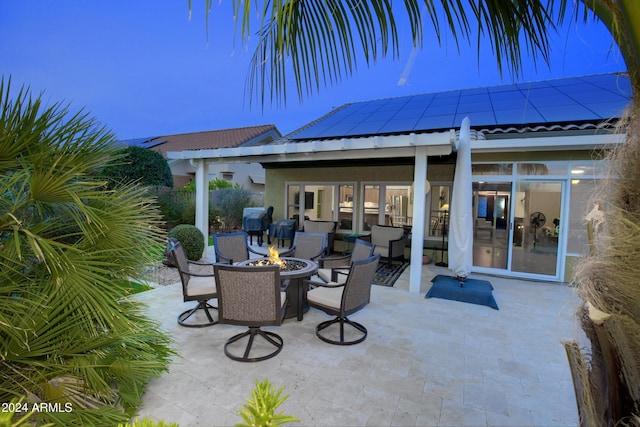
[242,207,273,246]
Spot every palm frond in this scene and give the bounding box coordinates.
[1,79,173,424]
[224,0,557,107]
[243,0,406,107]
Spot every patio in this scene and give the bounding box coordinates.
[133,247,581,426]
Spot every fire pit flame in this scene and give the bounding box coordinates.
[268,245,284,267]
[246,247,309,272]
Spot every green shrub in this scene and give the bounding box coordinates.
[182,177,240,192]
[146,186,191,230]
[119,417,179,427]
[101,146,173,189]
[213,188,255,231]
[168,224,205,260]
[236,379,299,427]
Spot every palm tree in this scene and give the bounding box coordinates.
[197,1,640,425]
[0,79,173,426]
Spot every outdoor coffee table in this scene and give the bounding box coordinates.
[237,257,318,321]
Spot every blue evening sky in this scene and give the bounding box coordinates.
[0,1,626,139]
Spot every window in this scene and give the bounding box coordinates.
[361,183,412,230]
[386,185,413,227]
[516,162,568,176]
[286,183,355,231]
[472,163,513,175]
[428,184,451,237]
[338,185,354,230]
[567,179,598,255]
[286,184,300,225]
[362,185,380,231]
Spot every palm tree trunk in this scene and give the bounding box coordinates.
[566,102,640,426]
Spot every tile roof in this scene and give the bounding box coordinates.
[287,73,631,141]
[120,124,281,156]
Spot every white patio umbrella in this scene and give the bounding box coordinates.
[448,117,473,282]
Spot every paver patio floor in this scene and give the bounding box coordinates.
[133,248,581,426]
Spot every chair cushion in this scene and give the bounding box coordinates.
[317,268,348,284]
[370,225,405,247]
[185,276,217,297]
[307,284,343,309]
[304,220,335,234]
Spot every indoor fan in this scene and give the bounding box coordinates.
[530,211,546,248]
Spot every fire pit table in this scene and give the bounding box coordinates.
[237,256,318,321]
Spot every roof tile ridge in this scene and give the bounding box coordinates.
[157,124,278,139]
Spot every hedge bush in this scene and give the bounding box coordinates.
[147,186,191,230]
[102,146,173,189]
[168,224,205,261]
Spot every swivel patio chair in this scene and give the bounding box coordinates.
[213,264,287,362]
[305,254,380,345]
[170,240,218,328]
[213,231,264,264]
[280,232,327,261]
[316,238,375,284]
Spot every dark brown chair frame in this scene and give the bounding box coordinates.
[280,231,327,261]
[317,238,375,282]
[169,240,218,328]
[213,264,287,362]
[305,254,380,345]
[213,231,264,264]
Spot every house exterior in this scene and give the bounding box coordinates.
[168,72,631,292]
[121,124,281,190]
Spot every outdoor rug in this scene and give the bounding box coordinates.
[372,262,408,287]
[425,274,499,310]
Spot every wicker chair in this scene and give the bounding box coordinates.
[213,232,264,264]
[170,240,218,328]
[213,264,287,362]
[316,238,375,284]
[280,232,327,261]
[305,254,380,345]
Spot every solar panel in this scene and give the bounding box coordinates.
[289,73,630,140]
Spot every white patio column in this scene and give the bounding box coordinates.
[194,159,209,258]
[409,146,428,293]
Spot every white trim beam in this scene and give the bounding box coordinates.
[409,147,428,293]
[194,159,209,258]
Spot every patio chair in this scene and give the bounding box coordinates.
[316,238,375,284]
[213,231,264,264]
[369,225,408,266]
[305,254,380,345]
[280,232,327,261]
[213,264,287,362]
[303,220,337,254]
[170,240,218,328]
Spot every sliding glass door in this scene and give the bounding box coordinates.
[511,181,563,276]
[472,180,564,279]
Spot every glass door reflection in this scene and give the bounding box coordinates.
[511,181,562,276]
[472,182,511,269]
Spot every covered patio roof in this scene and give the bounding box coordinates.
[168,130,456,294]
[167,73,630,293]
